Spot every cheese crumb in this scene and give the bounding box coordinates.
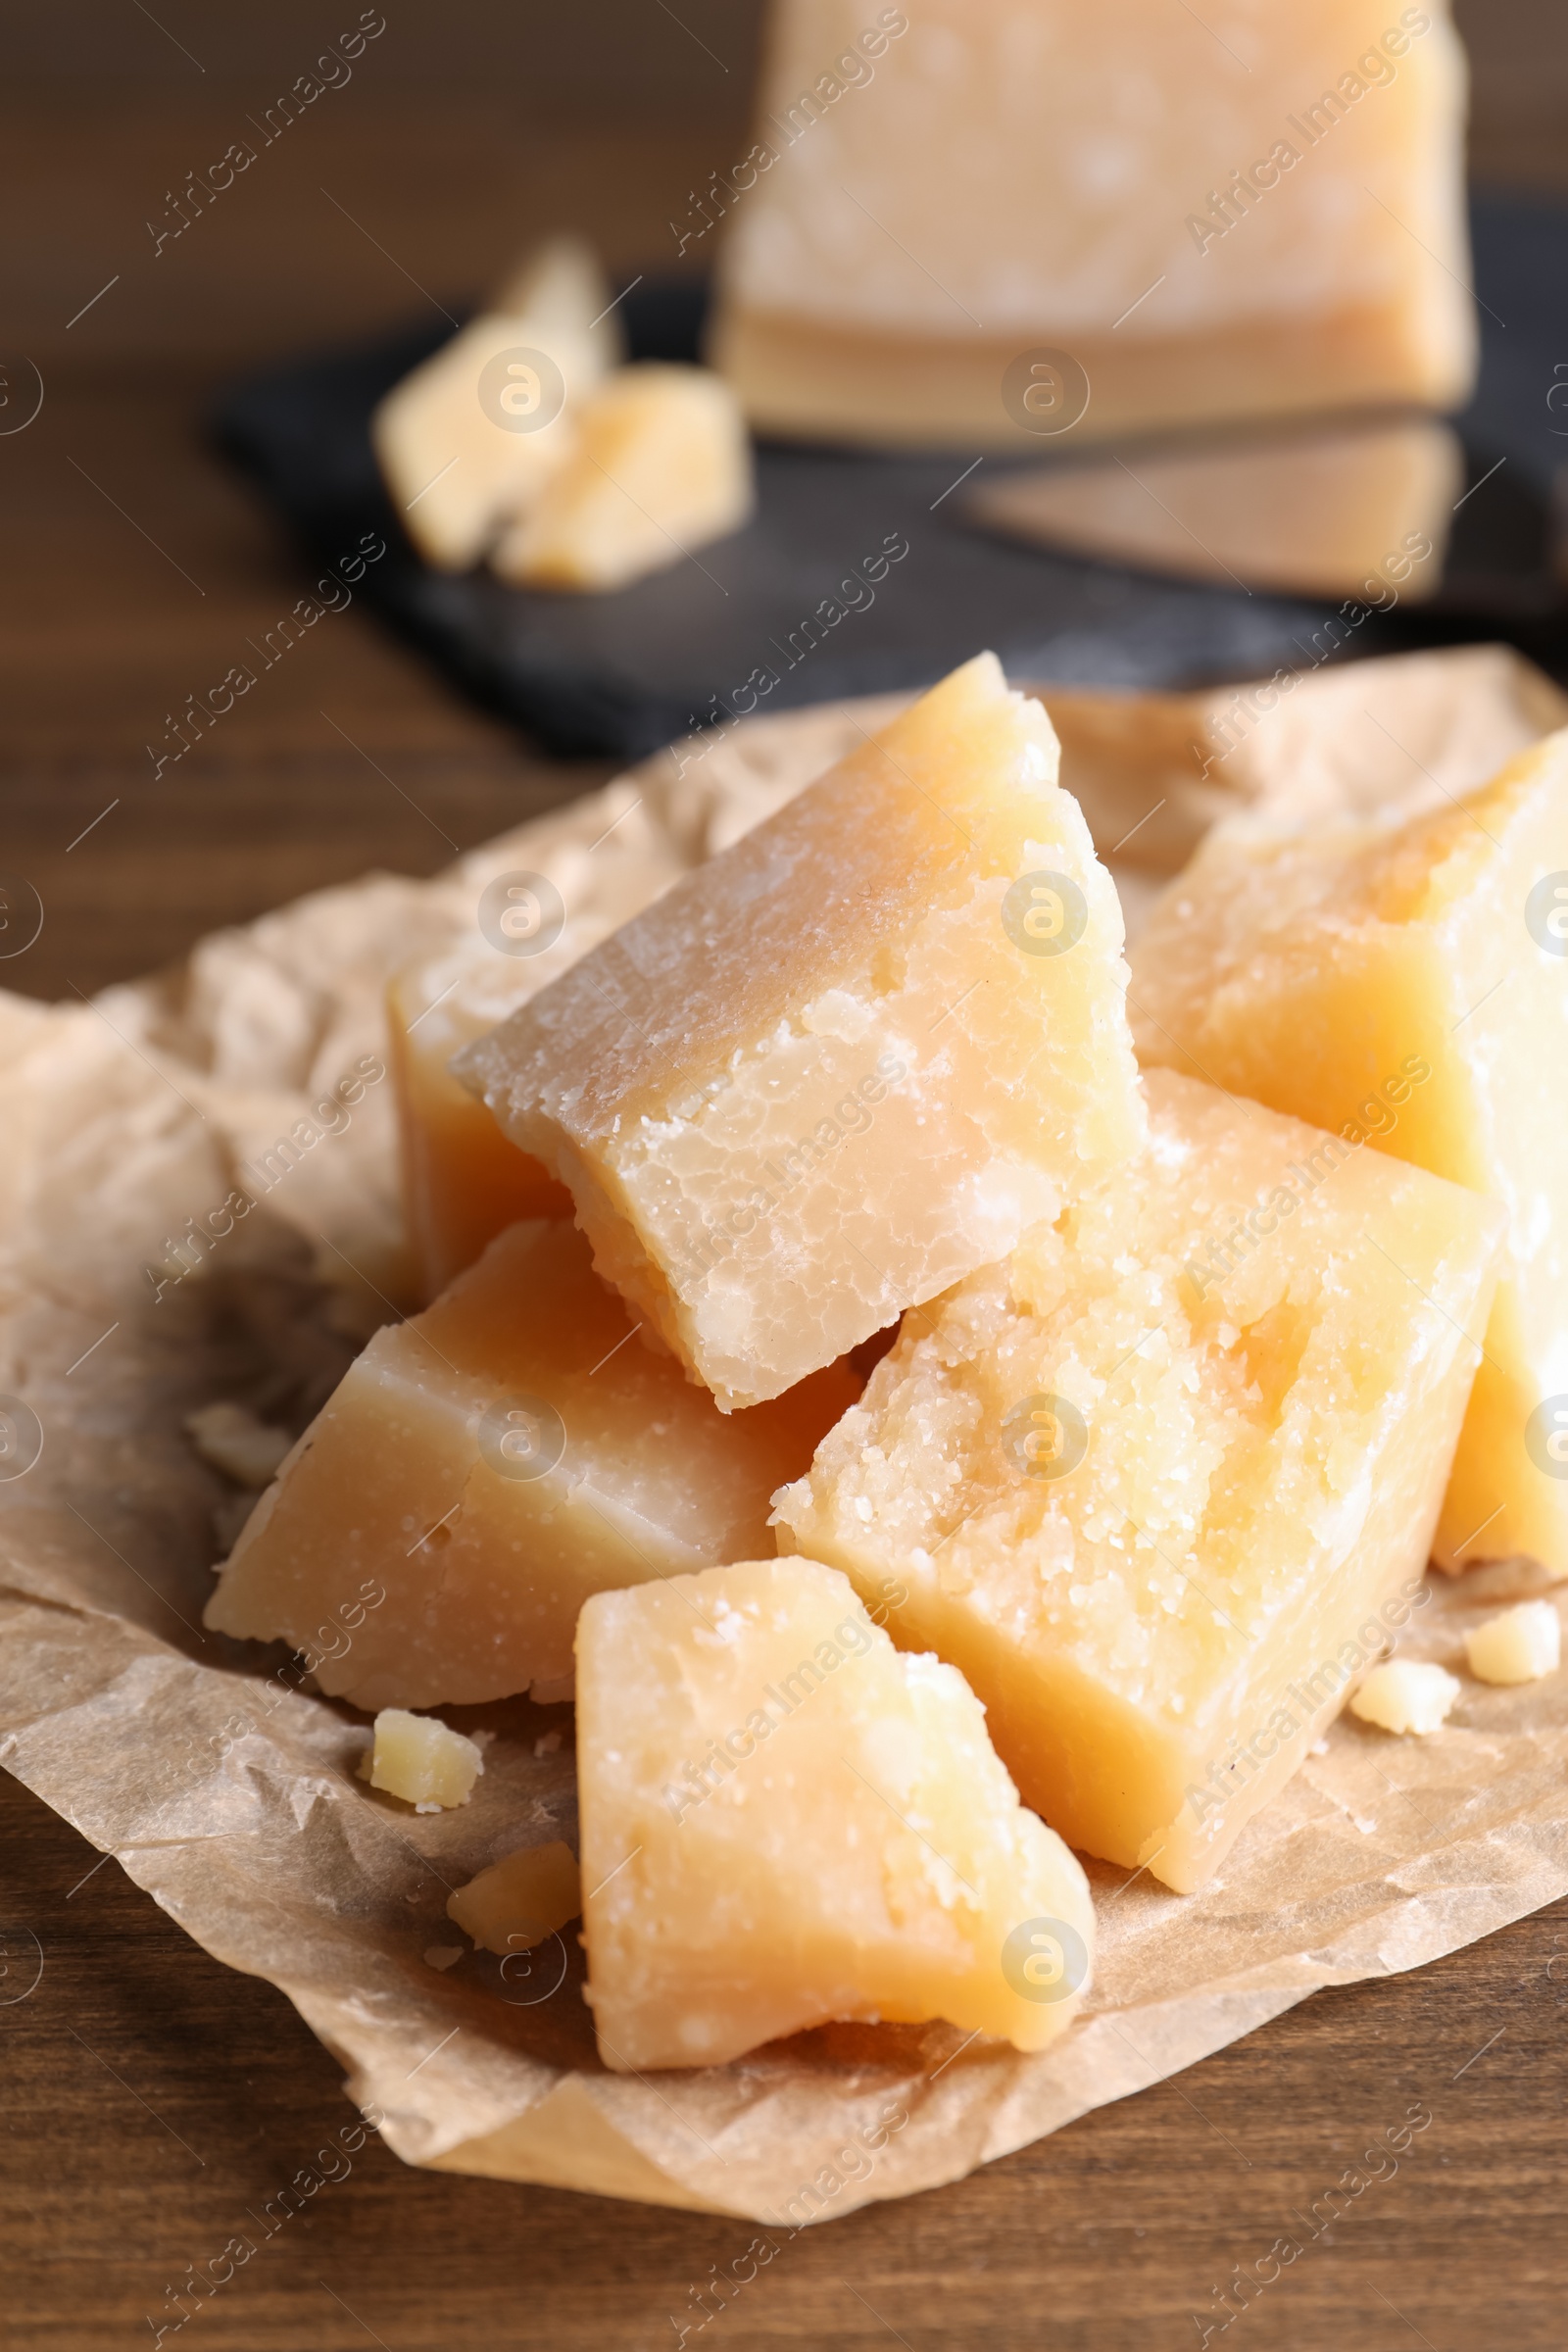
[447,1840,580,1955]
[1463,1600,1561,1687]
[1350,1661,1461,1737]
[185,1401,292,1490]
[360,1708,484,1810]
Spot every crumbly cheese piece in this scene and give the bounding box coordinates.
[204,1219,857,1708]
[447,1840,581,1953]
[1131,727,1568,1576]
[389,791,687,1300]
[456,653,1145,1410]
[577,1557,1093,2069]
[966,417,1459,598]
[492,364,754,591]
[711,0,1474,447]
[1463,1599,1561,1686]
[184,1400,292,1490]
[371,236,618,569]
[775,1069,1501,1891]
[361,1708,484,1810]
[1349,1659,1460,1735]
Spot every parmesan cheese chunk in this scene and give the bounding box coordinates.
[1349,1660,1460,1736]
[577,1557,1093,2069]
[775,1070,1501,1890]
[1132,727,1568,1575]
[372,236,617,569]
[447,1840,581,1954]
[712,0,1474,447]
[362,1708,484,1810]
[204,1220,856,1708]
[456,653,1145,1410]
[1464,1599,1560,1686]
[492,364,753,591]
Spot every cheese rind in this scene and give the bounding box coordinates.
[203,1220,856,1708]
[775,1069,1501,1891]
[712,0,1474,447]
[456,653,1145,1410]
[577,1556,1094,2069]
[1130,728,1568,1574]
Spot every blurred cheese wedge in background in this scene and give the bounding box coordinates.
[966,416,1460,598]
[776,1070,1502,1891]
[457,653,1146,1411]
[492,364,754,591]
[577,1557,1094,2069]
[372,235,619,569]
[389,786,687,1300]
[204,1221,858,1709]
[711,0,1475,448]
[1040,645,1568,900]
[1130,729,1568,1578]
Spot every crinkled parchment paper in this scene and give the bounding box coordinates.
[4,651,1568,2223]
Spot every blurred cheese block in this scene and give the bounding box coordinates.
[389,788,687,1300]
[456,653,1145,1411]
[776,1070,1501,1891]
[1040,645,1568,882]
[967,416,1460,597]
[711,0,1475,447]
[577,1556,1094,2068]
[492,364,754,591]
[447,1840,581,1953]
[204,1220,857,1708]
[372,236,618,569]
[1131,728,1568,1576]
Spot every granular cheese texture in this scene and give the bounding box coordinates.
[457,653,1145,1410]
[776,1069,1501,1890]
[576,1557,1093,2069]
[1131,727,1568,1575]
[1464,1600,1560,1687]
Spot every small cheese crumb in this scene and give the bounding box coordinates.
[360,1708,484,1809]
[1350,1660,1461,1737]
[185,1400,292,1489]
[1464,1600,1561,1687]
[447,1840,581,1955]
[533,1729,563,1756]
[423,1944,465,1972]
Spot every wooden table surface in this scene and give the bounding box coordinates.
[4,18,1568,2346]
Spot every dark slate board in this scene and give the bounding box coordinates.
[212,197,1568,760]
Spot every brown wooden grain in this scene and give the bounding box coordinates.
[2,31,1567,2347]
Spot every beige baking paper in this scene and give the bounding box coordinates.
[2,646,1566,2226]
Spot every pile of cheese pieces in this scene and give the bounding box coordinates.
[206,651,1568,2074]
[372,236,753,593]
